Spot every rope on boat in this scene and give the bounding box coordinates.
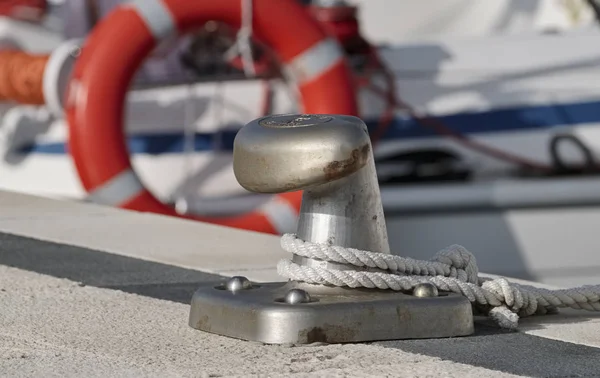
[277,233,600,329]
[359,46,555,173]
[0,50,49,105]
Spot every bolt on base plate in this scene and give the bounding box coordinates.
[189,278,474,344]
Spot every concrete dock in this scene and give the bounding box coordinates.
[1,190,599,377]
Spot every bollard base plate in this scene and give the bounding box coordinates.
[189,280,474,344]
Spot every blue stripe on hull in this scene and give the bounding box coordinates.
[19,99,600,155]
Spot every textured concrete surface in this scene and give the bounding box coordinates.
[0,266,518,378]
[0,190,284,281]
[518,308,600,349]
[1,190,600,377]
[2,230,600,377]
[379,322,600,377]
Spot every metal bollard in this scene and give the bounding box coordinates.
[233,114,389,260]
[189,114,474,344]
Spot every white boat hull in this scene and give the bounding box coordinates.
[2,11,600,282]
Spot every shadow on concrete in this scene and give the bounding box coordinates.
[0,232,224,304]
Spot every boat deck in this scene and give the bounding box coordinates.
[1,190,599,377]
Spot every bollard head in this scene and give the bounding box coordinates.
[233,114,371,194]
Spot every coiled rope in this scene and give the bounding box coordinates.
[277,233,600,329]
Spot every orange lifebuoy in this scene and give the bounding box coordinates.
[65,0,358,234]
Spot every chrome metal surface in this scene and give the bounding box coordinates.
[413,283,439,298]
[234,113,389,255]
[233,114,371,194]
[189,282,474,344]
[296,150,389,253]
[225,276,253,292]
[284,288,312,304]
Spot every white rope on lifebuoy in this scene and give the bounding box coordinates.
[224,0,256,77]
[277,233,600,329]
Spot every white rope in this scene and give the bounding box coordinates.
[224,0,256,77]
[173,84,196,215]
[277,233,600,329]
